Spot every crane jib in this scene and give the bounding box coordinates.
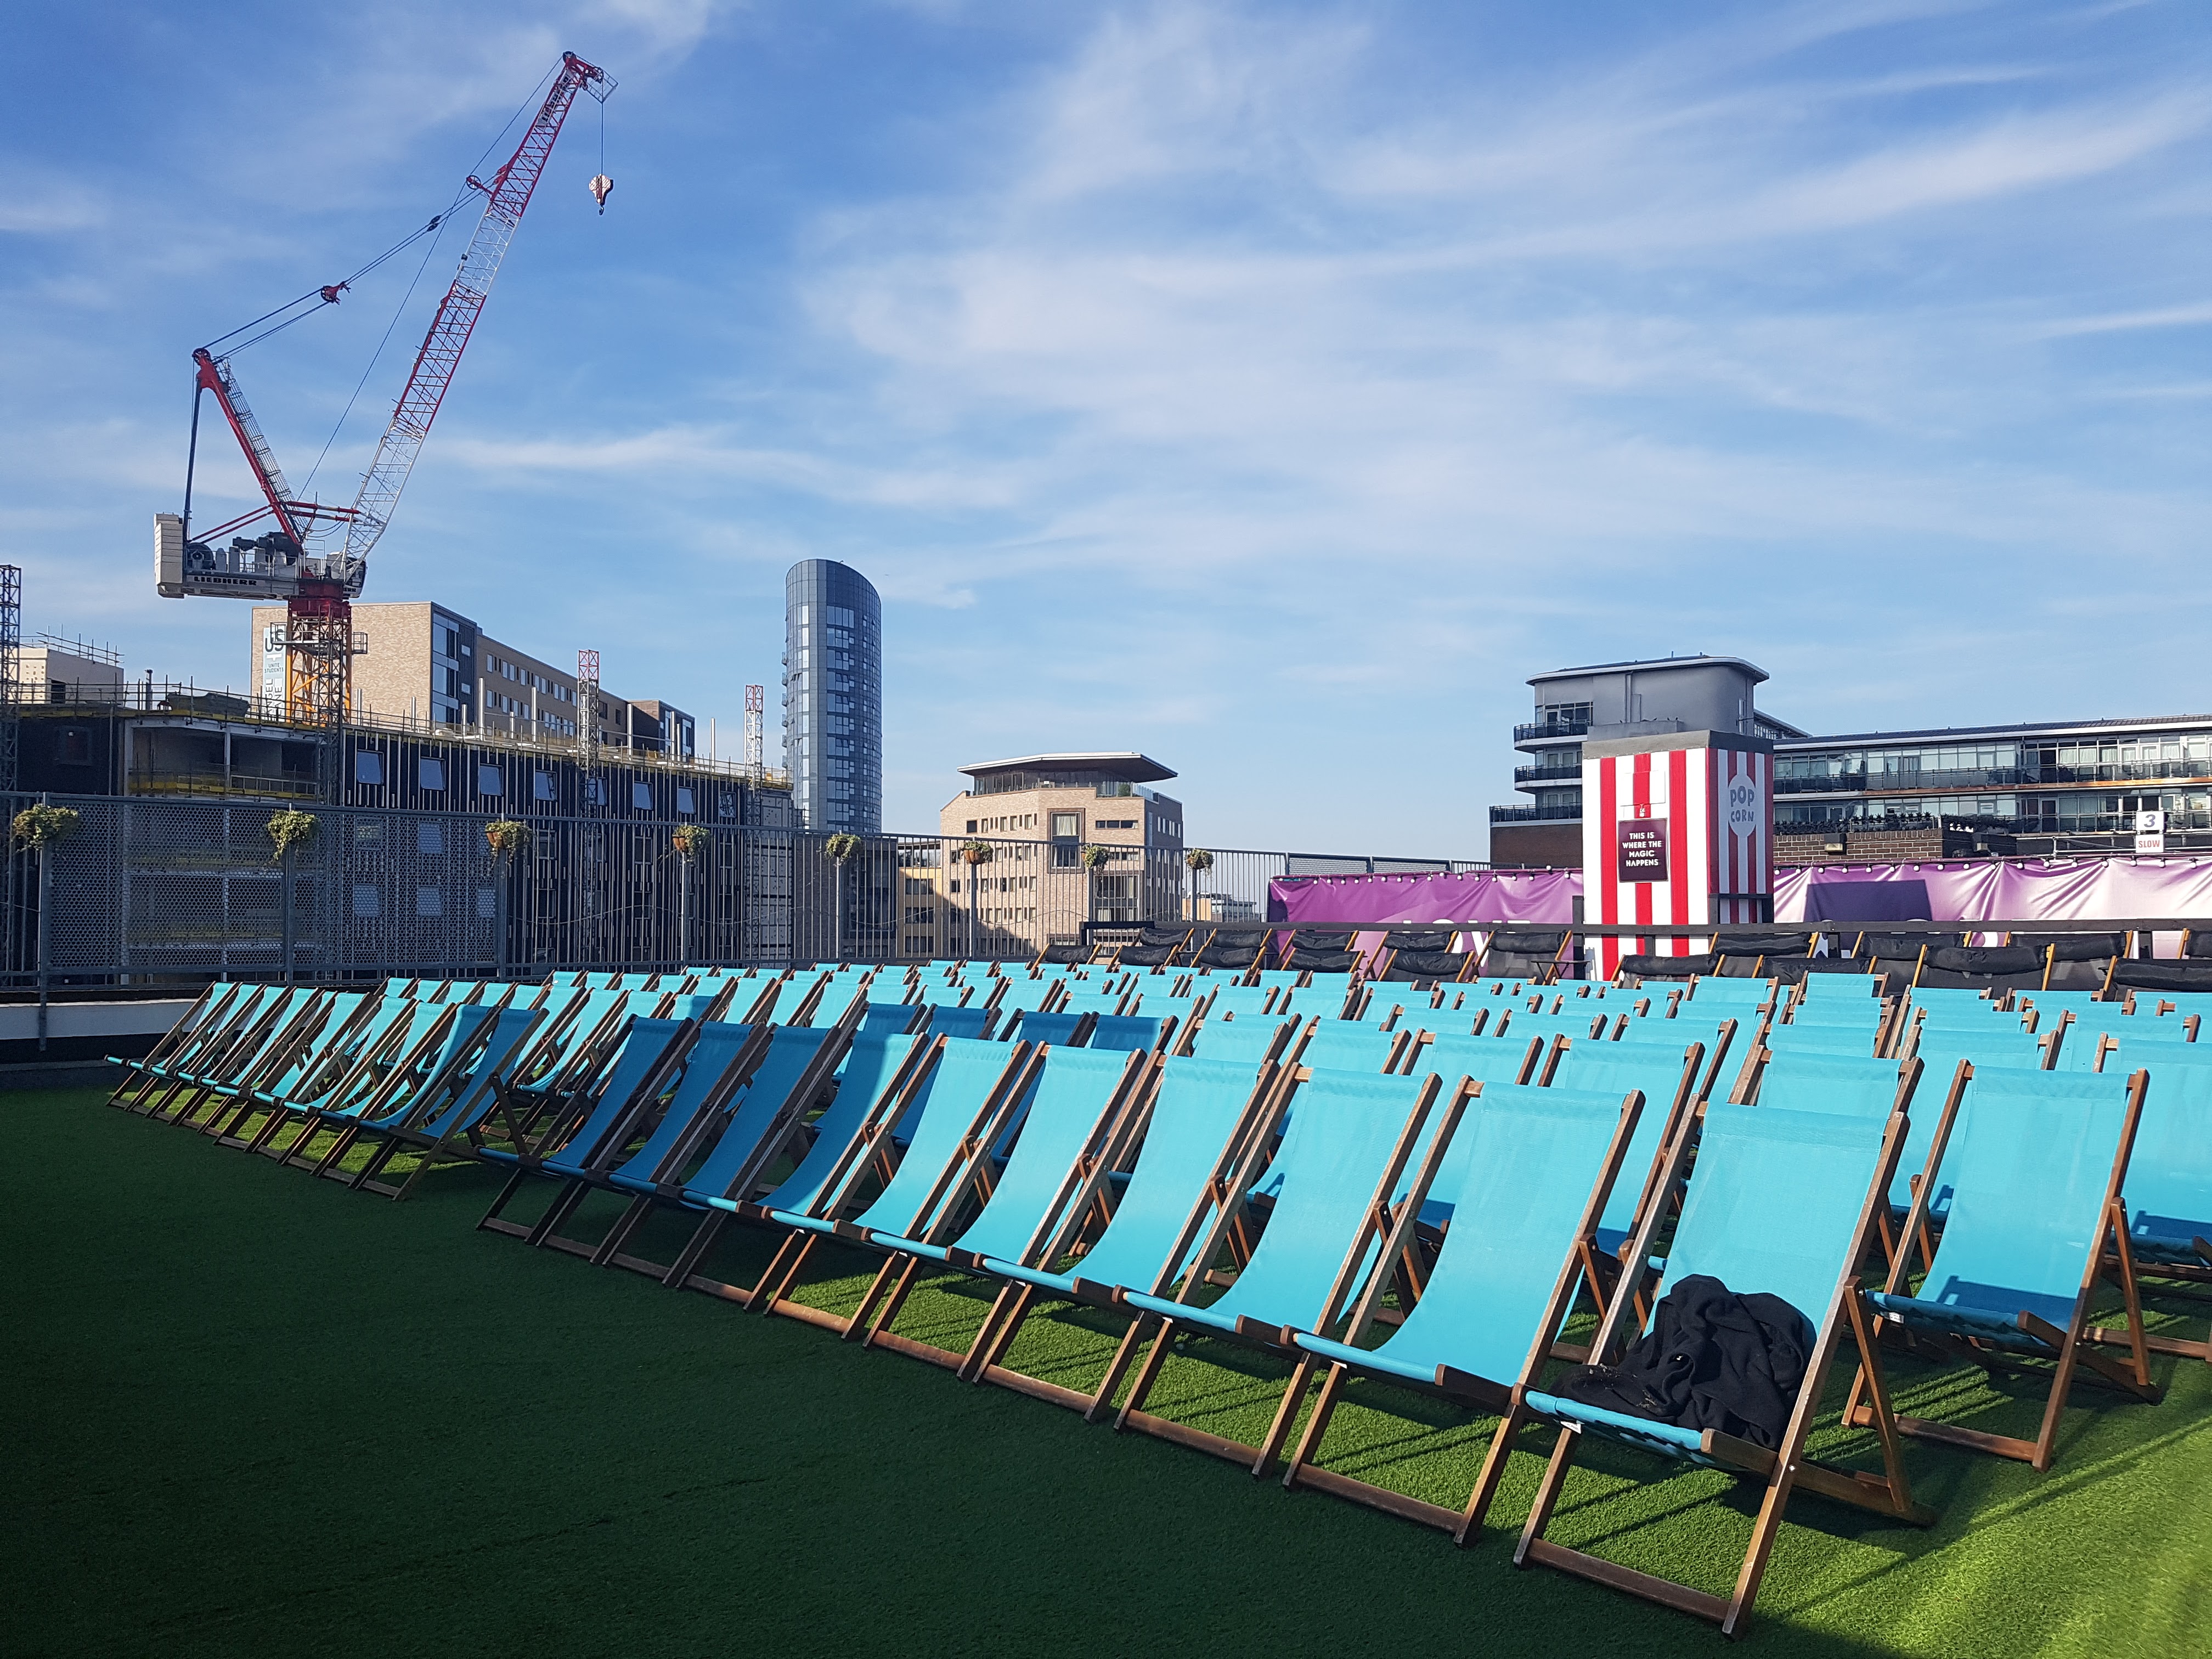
[337,52,612,565]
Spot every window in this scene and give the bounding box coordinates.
[56,727,91,765]
[966,819,978,833]
[583,778,607,806]
[419,759,446,791]
[676,788,696,815]
[417,821,444,855]
[354,751,384,785]
[533,771,556,802]
[1050,812,1079,840]
[416,887,443,917]
[352,884,381,917]
[631,782,653,810]
[477,766,502,797]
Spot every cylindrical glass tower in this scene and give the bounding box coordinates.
[782,560,882,834]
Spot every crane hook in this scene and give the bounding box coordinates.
[589,174,614,214]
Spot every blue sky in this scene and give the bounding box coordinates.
[4,1,2207,856]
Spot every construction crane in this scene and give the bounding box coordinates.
[155,50,616,726]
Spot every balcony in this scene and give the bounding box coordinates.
[1490,802,1583,823]
[1774,760,2212,795]
[1513,719,1589,743]
[1514,761,1583,787]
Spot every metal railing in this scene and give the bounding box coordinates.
[0,792,1485,988]
[1490,802,1582,823]
[1775,761,2212,795]
[1512,761,1583,786]
[1513,719,1589,743]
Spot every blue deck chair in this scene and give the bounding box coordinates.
[108,981,248,1108]
[141,987,317,1124]
[836,1047,1149,1370]
[1409,1030,1547,1092]
[1301,971,1357,1014]
[157,989,351,1132]
[1543,1037,1706,1280]
[1180,1017,1298,1067]
[1057,990,1128,1018]
[1516,1103,1929,1638]
[227,995,420,1152]
[1202,985,1277,1021]
[1735,1047,1916,1116]
[963,1054,1282,1413]
[255,999,460,1166]
[1089,1013,1172,1054]
[676,1032,935,1304]
[1004,1008,1091,1048]
[2108,1056,2212,1361]
[589,1023,862,1282]
[343,1007,549,1199]
[2062,1023,2200,1073]
[989,977,1064,1017]
[1866,1067,2161,1469]
[1109,1067,1444,1472]
[1296,1019,1406,1074]
[298,1003,507,1182]
[755,1037,1042,1333]
[1281,1080,1645,1539]
[853,1001,926,1042]
[524,1021,797,1260]
[1757,1020,1881,1061]
[200,992,373,1142]
[476,1018,706,1242]
[921,1004,996,1040]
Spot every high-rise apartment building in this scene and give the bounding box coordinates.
[782,560,882,833]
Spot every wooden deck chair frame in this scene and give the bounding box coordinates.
[526,1022,789,1262]
[597,1025,866,1283]
[751,1040,1042,1333]
[303,1006,510,1183]
[108,981,244,1109]
[1851,1064,2161,1469]
[1106,1068,1446,1476]
[1512,1105,1931,1638]
[133,987,300,1123]
[1278,1077,1645,1539]
[157,989,347,1132]
[474,1020,707,1244]
[844,1049,1155,1373]
[343,1008,550,1200]
[199,992,383,1144]
[238,1000,460,1165]
[960,1057,1290,1411]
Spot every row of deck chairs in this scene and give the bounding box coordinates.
[106,953,2211,1637]
[1060,924,1576,986]
[1620,926,2212,997]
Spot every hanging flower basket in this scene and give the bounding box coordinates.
[824,832,862,864]
[484,819,532,860]
[266,809,319,861]
[1184,848,1215,873]
[12,804,81,850]
[961,839,993,867]
[672,823,711,860]
[1079,843,1111,871]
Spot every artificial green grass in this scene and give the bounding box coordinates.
[7,1086,2209,1656]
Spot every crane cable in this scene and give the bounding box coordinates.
[300,212,456,492]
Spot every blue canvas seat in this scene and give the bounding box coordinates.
[1088,1013,1171,1054]
[1282,1081,1644,1538]
[1515,1103,1929,1638]
[1296,1019,1406,1074]
[834,1047,1147,1370]
[921,1004,995,1040]
[477,1018,704,1241]
[281,1003,500,1171]
[756,1038,1040,1329]
[1543,1039,1705,1261]
[342,1007,549,1199]
[1866,1067,2162,1468]
[1109,1068,1442,1472]
[109,981,251,1109]
[1181,1016,1297,1066]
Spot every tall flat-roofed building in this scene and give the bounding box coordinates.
[783,560,882,834]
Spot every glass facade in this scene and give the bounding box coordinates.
[782,560,882,834]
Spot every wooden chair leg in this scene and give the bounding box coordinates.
[1112,1320,1178,1431]
[1280,1362,1348,1491]
[1457,1397,1532,1545]
[1511,1420,1582,1566]
[1251,1355,1321,1478]
[1085,1314,1157,1423]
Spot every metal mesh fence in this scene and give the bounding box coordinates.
[0,791,1482,985]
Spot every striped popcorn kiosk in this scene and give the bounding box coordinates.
[1581,730,1774,980]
